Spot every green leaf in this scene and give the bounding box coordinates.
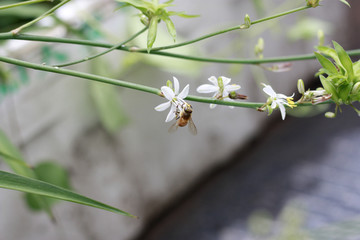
[314,52,338,75]
[115,0,151,13]
[147,16,159,52]
[167,11,200,18]
[316,46,341,66]
[319,75,339,102]
[89,58,128,133]
[90,82,128,133]
[333,41,354,81]
[25,161,71,211]
[338,83,352,103]
[0,129,54,217]
[0,170,137,218]
[338,0,351,7]
[161,15,176,42]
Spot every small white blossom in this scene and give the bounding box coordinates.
[155,77,189,122]
[262,84,296,120]
[196,76,241,109]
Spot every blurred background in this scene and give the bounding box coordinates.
[0,0,360,239]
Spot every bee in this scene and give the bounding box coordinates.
[168,102,197,135]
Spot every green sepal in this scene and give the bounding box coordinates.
[167,11,200,18]
[319,75,339,102]
[333,41,354,82]
[338,83,352,104]
[161,15,176,42]
[314,52,338,75]
[338,0,351,7]
[316,46,341,67]
[147,16,159,52]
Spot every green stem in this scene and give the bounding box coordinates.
[1,33,360,64]
[0,0,52,10]
[54,26,148,67]
[137,6,311,52]
[0,55,160,95]
[0,55,332,109]
[11,0,72,34]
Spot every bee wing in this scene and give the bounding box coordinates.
[168,122,179,133]
[187,118,197,135]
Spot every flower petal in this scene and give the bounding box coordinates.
[178,84,189,99]
[197,84,219,93]
[165,104,176,122]
[278,103,286,120]
[263,84,276,98]
[208,76,218,86]
[210,103,217,109]
[221,76,231,86]
[173,76,179,95]
[225,84,241,92]
[155,101,171,111]
[161,86,175,101]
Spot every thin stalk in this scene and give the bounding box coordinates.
[11,0,72,34]
[1,33,360,64]
[0,55,160,95]
[0,0,52,10]
[141,6,311,52]
[54,26,148,67]
[0,55,331,109]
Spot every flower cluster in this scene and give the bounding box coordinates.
[154,77,189,123]
[258,84,296,120]
[155,76,300,126]
[196,76,242,109]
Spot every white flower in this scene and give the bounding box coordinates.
[196,76,241,109]
[155,77,189,122]
[262,84,296,120]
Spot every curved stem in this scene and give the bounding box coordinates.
[0,55,331,109]
[54,26,148,67]
[0,0,52,10]
[1,32,360,64]
[140,5,311,52]
[11,0,72,34]
[0,55,160,95]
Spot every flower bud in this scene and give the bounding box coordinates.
[351,82,360,95]
[307,0,320,7]
[255,38,264,59]
[240,14,251,29]
[317,30,324,46]
[325,112,336,118]
[140,14,149,26]
[297,79,305,94]
[166,80,173,89]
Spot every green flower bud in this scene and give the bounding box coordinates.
[317,30,324,46]
[217,77,224,94]
[255,38,264,59]
[307,0,320,8]
[325,112,336,118]
[166,80,173,89]
[140,14,149,26]
[240,14,251,29]
[297,79,305,94]
[351,82,360,95]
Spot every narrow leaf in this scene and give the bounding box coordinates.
[162,16,176,42]
[339,0,351,7]
[314,52,338,75]
[0,170,137,218]
[319,75,339,102]
[167,11,200,18]
[338,83,352,103]
[333,41,354,81]
[147,16,159,52]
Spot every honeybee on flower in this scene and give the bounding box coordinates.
[155,77,197,135]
